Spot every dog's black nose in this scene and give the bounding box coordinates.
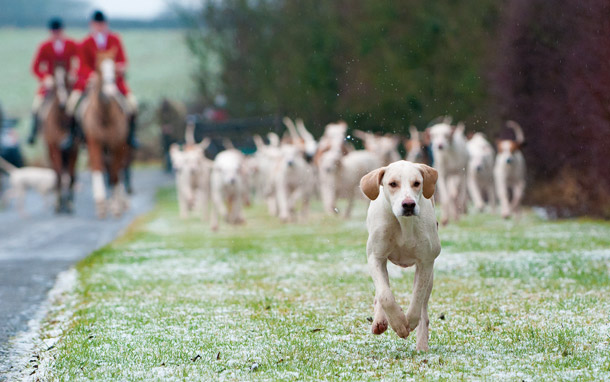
[437,144,444,150]
[402,200,416,214]
[476,165,482,172]
[287,160,295,167]
[506,158,513,164]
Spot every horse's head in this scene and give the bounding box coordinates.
[53,64,68,107]
[95,48,118,96]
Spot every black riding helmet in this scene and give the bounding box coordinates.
[48,17,63,31]
[91,10,107,23]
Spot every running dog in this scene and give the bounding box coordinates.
[360,160,440,351]
[494,121,526,218]
[427,119,469,224]
[466,133,496,212]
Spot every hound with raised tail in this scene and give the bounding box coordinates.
[494,121,526,218]
[360,160,440,351]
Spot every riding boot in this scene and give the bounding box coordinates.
[60,116,82,150]
[27,112,39,145]
[127,114,139,149]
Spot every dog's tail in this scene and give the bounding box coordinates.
[222,138,235,150]
[267,132,280,148]
[427,115,452,127]
[253,134,266,151]
[296,119,315,142]
[282,117,301,143]
[506,120,524,144]
[0,156,17,174]
[185,120,196,146]
[454,121,465,135]
[409,125,419,141]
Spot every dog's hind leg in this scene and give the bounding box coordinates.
[511,181,525,217]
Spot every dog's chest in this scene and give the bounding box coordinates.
[387,238,421,268]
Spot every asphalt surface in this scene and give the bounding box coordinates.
[0,169,171,366]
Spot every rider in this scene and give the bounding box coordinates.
[64,10,138,149]
[28,17,79,145]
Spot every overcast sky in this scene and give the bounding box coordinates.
[87,0,199,19]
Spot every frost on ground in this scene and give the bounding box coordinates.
[3,269,77,381]
[13,192,610,381]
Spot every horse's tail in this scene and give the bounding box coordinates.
[0,156,17,173]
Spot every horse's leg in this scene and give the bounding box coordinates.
[65,147,79,213]
[87,138,107,219]
[124,148,133,195]
[47,144,63,213]
[109,144,129,217]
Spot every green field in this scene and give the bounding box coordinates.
[17,192,610,380]
[1,28,196,160]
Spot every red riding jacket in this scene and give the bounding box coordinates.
[75,32,130,95]
[31,38,79,94]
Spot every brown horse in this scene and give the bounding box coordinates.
[41,64,79,213]
[81,50,130,218]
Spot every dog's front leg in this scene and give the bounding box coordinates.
[495,175,510,218]
[405,261,434,334]
[487,183,497,213]
[276,175,291,222]
[511,181,525,216]
[467,174,484,212]
[368,254,411,338]
[416,271,434,351]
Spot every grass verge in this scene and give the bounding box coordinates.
[23,189,610,380]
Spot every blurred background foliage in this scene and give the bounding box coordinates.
[186,0,609,217]
[186,0,502,136]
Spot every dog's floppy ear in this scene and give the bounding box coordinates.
[417,164,438,199]
[360,167,386,200]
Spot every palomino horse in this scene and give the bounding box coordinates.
[41,64,79,213]
[81,50,130,218]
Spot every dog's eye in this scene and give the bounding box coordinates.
[413,181,421,187]
[388,181,398,188]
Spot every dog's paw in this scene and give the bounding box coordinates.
[387,313,411,339]
[371,318,388,335]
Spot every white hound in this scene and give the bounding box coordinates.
[466,133,496,212]
[494,121,526,218]
[360,160,440,351]
[428,119,469,224]
[318,149,382,218]
[210,149,247,230]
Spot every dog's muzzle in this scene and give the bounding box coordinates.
[401,199,416,216]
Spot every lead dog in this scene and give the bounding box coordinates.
[360,160,440,351]
[494,121,526,218]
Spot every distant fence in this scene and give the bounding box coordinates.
[185,114,282,156]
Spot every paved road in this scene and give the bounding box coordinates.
[0,169,171,366]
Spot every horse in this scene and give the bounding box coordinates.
[81,50,130,218]
[40,63,79,213]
